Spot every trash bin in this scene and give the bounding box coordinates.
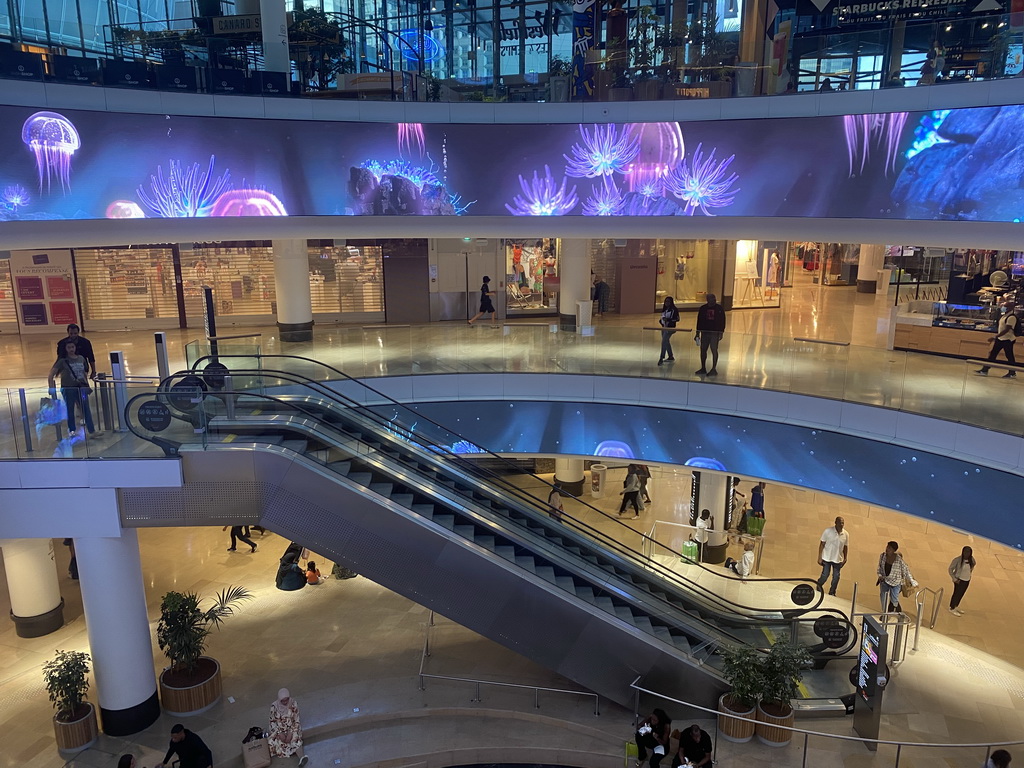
[590,464,607,498]
[876,269,892,296]
[576,299,593,330]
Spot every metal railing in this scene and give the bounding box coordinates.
[417,611,600,716]
[630,678,1023,768]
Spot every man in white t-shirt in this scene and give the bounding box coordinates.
[976,300,1019,378]
[816,516,849,596]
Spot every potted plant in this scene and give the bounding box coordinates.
[755,641,812,746]
[157,586,252,716]
[717,645,762,743]
[43,650,98,752]
[548,56,572,102]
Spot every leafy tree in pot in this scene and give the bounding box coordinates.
[758,641,812,717]
[43,650,92,722]
[157,586,253,680]
[721,645,763,712]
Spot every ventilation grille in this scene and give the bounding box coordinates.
[119,482,269,526]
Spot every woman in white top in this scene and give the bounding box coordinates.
[547,486,564,521]
[948,545,976,616]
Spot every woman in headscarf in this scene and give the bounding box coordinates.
[268,688,308,765]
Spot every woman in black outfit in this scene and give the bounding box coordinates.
[658,297,680,365]
[634,708,672,768]
[468,276,497,325]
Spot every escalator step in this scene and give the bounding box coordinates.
[583,555,599,565]
[575,586,596,603]
[369,482,394,497]
[673,635,692,654]
[535,566,557,583]
[412,504,435,518]
[391,494,414,508]
[348,472,372,487]
[652,626,672,641]
[633,615,654,634]
[327,461,352,476]
[434,514,455,530]
[514,556,537,572]
[281,440,308,454]
[476,536,496,551]
[453,524,476,539]
[594,596,615,612]
[614,606,635,622]
[555,576,576,591]
[566,546,582,556]
[495,546,516,561]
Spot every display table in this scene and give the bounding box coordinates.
[892,300,996,358]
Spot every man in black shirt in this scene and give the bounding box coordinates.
[677,724,713,767]
[694,293,727,377]
[55,324,96,377]
[158,724,213,768]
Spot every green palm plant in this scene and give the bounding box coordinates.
[157,586,253,675]
[42,650,91,721]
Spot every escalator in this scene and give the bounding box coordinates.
[122,354,858,707]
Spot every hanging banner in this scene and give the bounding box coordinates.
[571,0,598,99]
[8,250,79,334]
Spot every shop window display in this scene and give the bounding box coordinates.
[506,238,558,316]
[75,247,179,326]
[655,239,709,309]
[0,260,17,327]
[731,240,782,308]
[307,243,384,316]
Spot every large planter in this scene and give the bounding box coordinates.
[755,701,795,746]
[717,693,756,743]
[54,702,98,753]
[160,656,222,716]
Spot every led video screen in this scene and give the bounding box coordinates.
[0,104,1018,223]
[396,399,1021,550]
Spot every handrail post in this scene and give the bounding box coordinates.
[224,375,235,419]
[850,581,858,618]
[802,732,809,768]
[895,743,902,768]
[594,695,600,717]
[473,682,481,703]
[18,389,33,454]
[534,688,540,709]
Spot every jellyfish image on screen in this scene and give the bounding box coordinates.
[666,143,740,216]
[21,111,80,193]
[105,200,145,219]
[595,440,635,459]
[622,122,685,199]
[2,184,30,214]
[398,123,425,158]
[564,124,640,179]
[210,189,288,217]
[137,156,231,218]
[684,457,727,471]
[843,112,908,176]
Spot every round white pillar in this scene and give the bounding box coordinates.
[272,239,314,342]
[689,471,730,563]
[75,529,160,736]
[857,244,886,294]
[0,538,64,637]
[554,458,585,496]
[557,239,591,330]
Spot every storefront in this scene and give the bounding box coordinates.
[730,240,786,309]
[505,238,559,317]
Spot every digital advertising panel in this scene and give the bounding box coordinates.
[0,104,1019,224]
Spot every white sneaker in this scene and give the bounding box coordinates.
[298,756,309,767]
[953,608,964,616]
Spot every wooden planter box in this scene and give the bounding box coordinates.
[54,702,98,752]
[160,657,222,716]
[755,701,795,746]
[717,694,756,743]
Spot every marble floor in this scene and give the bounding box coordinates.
[1,284,1023,766]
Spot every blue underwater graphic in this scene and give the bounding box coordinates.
[0,102,1022,222]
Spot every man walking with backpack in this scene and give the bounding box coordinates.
[976,299,1021,378]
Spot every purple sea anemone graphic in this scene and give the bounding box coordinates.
[505,165,578,216]
[361,158,442,190]
[583,178,625,216]
[210,189,288,217]
[398,123,425,158]
[666,143,739,216]
[623,122,685,197]
[2,184,30,212]
[137,156,231,218]
[844,112,908,176]
[564,124,640,178]
[21,111,80,193]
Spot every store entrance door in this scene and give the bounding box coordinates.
[382,239,430,324]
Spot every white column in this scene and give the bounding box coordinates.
[75,529,160,736]
[858,244,886,294]
[690,472,729,562]
[557,239,591,330]
[554,458,585,496]
[259,0,290,73]
[0,538,63,637]
[272,239,314,342]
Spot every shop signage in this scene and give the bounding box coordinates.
[853,614,888,748]
[790,584,815,605]
[212,14,262,35]
[8,250,80,335]
[138,400,172,432]
[499,19,552,41]
[829,0,992,24]
[501,43,550,57]
[673,86,712,98]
